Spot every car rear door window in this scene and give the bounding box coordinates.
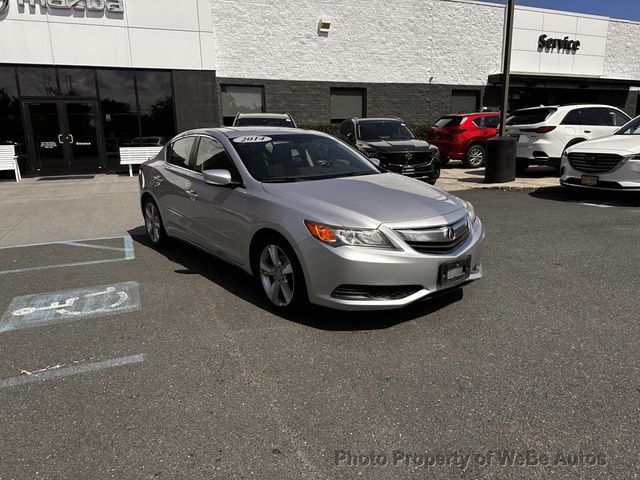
[483,116,500,128]
[472,118,483,128]
[167,137,195,168]
[581,108,611,126]
[561,109,582,125]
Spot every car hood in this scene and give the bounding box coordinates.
[261,173,465,227]
[358,138,434,153]
[566,135,640,156]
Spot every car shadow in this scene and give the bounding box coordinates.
[128,226,464,331]
[530,186,640,208]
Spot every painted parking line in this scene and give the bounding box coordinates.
[0,354,146,389]
[0,235,135,275]
[0,281,141,333]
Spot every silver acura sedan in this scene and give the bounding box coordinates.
[139,127,484,311]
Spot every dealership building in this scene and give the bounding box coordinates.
[1,0,640,176]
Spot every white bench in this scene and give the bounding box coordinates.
[119,147,163,177]
[0,145,21,183]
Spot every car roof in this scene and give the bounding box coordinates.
[352,117,405,123]
[180,126,319,139]
[513,104,619,112]
[235,113,291,119]
[442,112,499,117]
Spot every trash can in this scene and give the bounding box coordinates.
[485,136,517,183]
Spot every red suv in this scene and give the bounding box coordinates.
[427,113,500,167]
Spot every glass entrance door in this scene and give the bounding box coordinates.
[26,102,67,173]
[24,100,103,175]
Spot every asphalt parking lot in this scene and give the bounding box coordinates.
[1,182,640,479]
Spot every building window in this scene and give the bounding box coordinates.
[221,84,264,126]
[0,66,26,162]
[330,88,365,123]
[451,90,480,114]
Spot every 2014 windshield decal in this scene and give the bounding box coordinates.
[17,0,124,13]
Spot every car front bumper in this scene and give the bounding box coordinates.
[560,158,640,191]
[297,218,485,310]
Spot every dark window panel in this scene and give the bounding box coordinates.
[220,84,264,121]
[18,67,59,96]
[330,88,365,124]
[97,69,136,113]
[0,67,26,159]
[103,113,141,168]
[57,68,97,97]
[136,71,172,112]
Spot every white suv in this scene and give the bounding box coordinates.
[504,104,631,175]
[560,115,640,191]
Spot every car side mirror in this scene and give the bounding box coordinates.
[203,169,233,186]
[368,158,381,167]
[346,132,354,142]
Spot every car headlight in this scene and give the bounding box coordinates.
[305,220,394,249]
[624,153,640,160]
[463,200,477,225]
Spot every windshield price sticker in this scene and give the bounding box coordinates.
[233,136,272,144]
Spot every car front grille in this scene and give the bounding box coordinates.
[331,285,423,301]
[568,152,624,174]
[383,151,436,166]
[395,217,470,255]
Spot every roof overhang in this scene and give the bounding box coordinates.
[488,73,640,88]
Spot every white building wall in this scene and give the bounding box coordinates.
[212,0,640,84]
[212,0,505,85]
[0,0,215,70]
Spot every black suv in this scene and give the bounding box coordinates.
[338,118,440,184]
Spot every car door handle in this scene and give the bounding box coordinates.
[186,189,198,201]
[584,130,592,134]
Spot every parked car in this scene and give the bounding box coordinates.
[504,104,631,175]
[139,127,483,312]
[233,112,297,127]
[427,113,500,167]
[338,117,440,184]
[560,115,640,191]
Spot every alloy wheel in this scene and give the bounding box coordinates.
[259,244,295,307]
[468,146,485,167]
[145,202,161,244]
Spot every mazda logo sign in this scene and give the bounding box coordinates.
[0,0,9,15]
[405,153,413,161]
[586,155,597,165]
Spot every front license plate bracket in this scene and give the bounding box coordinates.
[438,257,472,286]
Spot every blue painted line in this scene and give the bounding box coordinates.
[123,234,135,260]
[0,354,146,389]
[0,281,141,333]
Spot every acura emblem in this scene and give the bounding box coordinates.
[445,226,455,240]
[0,0,9,15]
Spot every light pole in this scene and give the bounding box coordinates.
[498,0,516,137]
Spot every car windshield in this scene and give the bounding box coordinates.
[506,108,557,126]
[615,116,640,135]
[434,116,464,128]
[235,117,293,127]
[230,133,381,182]
[358,122,414,141]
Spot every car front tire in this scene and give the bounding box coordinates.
[516,159,530,176]
[253,236,308,313]
[143,197,167,247]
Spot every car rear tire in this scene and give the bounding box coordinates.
[253,236,308,313]
[143,198,167,247]
[515,159,530,176]
[463,144,486,168]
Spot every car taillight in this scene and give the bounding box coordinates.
[522,126,556,134]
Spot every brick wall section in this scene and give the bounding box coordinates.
[216,77,484,124]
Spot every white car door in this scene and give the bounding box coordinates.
[580,107,627,140]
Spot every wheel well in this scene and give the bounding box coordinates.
[565,138,586,151]
[140,192,153,213]
[466,142,486,153]
[249,228,291,275]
